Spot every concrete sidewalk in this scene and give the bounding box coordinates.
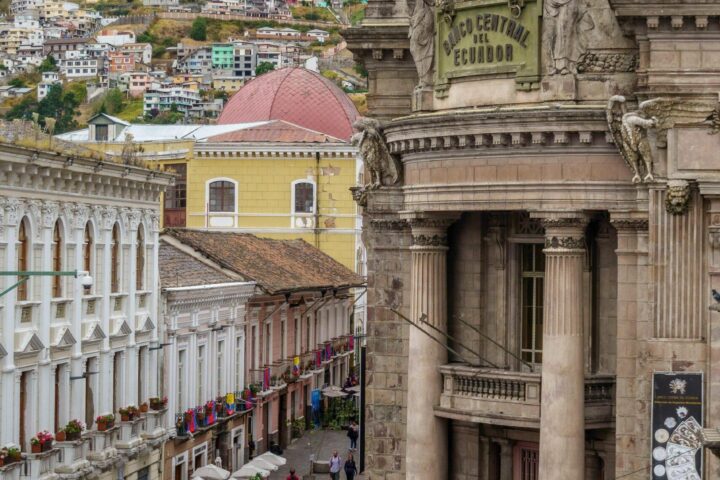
[269,428,364,480]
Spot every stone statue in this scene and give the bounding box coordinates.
[409,0,435,87]
[666,179,691,215]
[607,96,659,183]
[352,117,401,188]
[544,0,594,74]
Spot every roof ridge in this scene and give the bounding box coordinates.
[268,67,296,119]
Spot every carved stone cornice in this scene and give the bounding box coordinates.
[412,233,448,247]
[369,218,408,231]
[609,218,649,231]
[534,212,588,252]
[539,216,586,230]
[0,198,22,227]
[93,205,117,231]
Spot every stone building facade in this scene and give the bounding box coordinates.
[346,1,720,479]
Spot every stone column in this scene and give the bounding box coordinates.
[537,214,587,480]
[406,217,454,480]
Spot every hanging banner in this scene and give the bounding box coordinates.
[315,349,322,367]
[293,356,300,376]
[651,372,704,480]
[263,367,270,391]
[348,334,354,350]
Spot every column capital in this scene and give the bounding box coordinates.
[531,212,589,252]
[406,214,459,248]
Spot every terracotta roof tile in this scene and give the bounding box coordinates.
[206,120,345,144]
[159,239,235,288]
[164,229,364,294]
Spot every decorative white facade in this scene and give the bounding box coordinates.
[0,136,173,480]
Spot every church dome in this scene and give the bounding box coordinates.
[217,67,360,141]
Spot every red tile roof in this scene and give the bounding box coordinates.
[164,229,364,294]
[159,239,236,288]
[217,67,359,141]
[206,120,345,144]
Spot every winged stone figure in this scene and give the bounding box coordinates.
[607,96,659,183]
[352,117,400,188]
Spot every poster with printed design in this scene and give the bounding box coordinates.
[651,372,703,480]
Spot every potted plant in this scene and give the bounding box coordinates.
[64,420,85,441]
[31,437,41,454]
[127,405,139,420]
[7,447,21,463]
[96,414,114,431]
[119,408,129,422]
[55,429,66,442]
[0,448,5,466]
[140,402,149,413]
[149,397,165,410]
[38,431,53,451]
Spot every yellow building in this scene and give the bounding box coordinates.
[58,68,363,271]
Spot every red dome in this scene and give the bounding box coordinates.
[217,67,360,141]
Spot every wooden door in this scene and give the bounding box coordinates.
[19,372,27,451]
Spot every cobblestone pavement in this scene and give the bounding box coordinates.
[269,428,364,480]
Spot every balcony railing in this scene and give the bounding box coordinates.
[438,364,615,429]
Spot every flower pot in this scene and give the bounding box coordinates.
[140,404,148,413]
[121,414,129,422]
[56,431,66,442]
[97,421,107,432]
[31,444,41,454]
[42,441,52,452]
[0,457,5,467]
[66,431,80,441]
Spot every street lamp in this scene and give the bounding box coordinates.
[0,270,93,298]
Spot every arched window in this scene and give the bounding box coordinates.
[208,180,235,213]
[52,221,62,298]
[292,181,315,214]
[17,218,29,301]
[111,224,120,293]
[83,223,93,277]
[136,226,144,291]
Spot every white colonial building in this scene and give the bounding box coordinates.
[0,123,173,480]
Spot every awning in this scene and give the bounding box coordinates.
[322,386,347,398]
[231,465,270,478]
[192,464,230,480]
[256,452,287,466]
[248,458,277,472]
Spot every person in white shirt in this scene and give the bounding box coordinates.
[329,450,342,480]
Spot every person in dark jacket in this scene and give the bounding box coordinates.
[347,420,358,450]
[344,453,358,480]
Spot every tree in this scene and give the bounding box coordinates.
[39,55,57,73]
[8,78,25,88]
[5,96,38,121]
[103,88,124,115]
[190,17,207,41]
[255,62,275,76]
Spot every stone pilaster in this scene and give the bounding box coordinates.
[537,214,588,480]
[608,215,649,477]
[406,216,455,480]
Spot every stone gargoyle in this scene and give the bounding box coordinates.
[351,117,401,189]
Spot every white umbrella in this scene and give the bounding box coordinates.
[257,452,287,466]
[249,458,278,471]
[231,465,270,478]
[192,464,230,480]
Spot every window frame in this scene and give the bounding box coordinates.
[17,217,29,301]
[111,223,121,293]
[519,243,545,366]
[291,179,316,216]
[206,177,238,214]
[52,220,63,298]
[135,226,145,291]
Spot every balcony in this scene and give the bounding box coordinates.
[437,364,615,429]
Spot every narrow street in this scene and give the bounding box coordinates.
[270,429,364,479]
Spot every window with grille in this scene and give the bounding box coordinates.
[17,219,28,301]
[293,181,314,214]
[164,164,187,209]
[52,221,62,297]
[111,224,120,293]
[208,180,235,213]
[513,442,539,480]
[520,244,544,365]
[136,227,144,290]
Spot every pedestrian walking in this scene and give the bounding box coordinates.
[347,421,358,450]
[344,453,358,480]
[329,450,342,480]
[287,467,300,480]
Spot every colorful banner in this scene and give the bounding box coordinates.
[651,372,703,480]
[263,367,270,390]
[348,334,354,350]
[315,349,321,367]
[325,342,332,359]
[292,356,300,376]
